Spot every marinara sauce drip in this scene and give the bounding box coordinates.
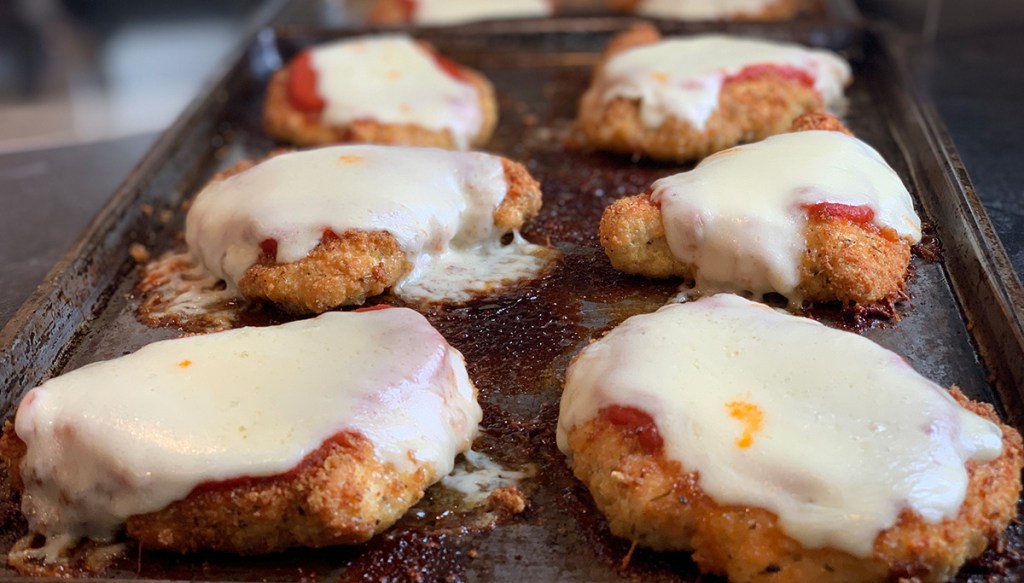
[287,51,326,113]
[727,64,815,88]
[600,405,663,453]
[804,202,875,224]
[259,238,278,262]
[803,202,901,243]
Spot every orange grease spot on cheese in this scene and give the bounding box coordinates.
[651,71,670,84]
[338,155,363,164]
[179,360,192,368]
[726,401,764,449]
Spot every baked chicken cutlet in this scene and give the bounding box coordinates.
[1,307,480,570]
[159,145,545,315]
[558,293,1023,583]
[577,24,851,162]
[264,35,497,149]
[599,114,919,309]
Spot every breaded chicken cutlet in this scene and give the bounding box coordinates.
[576,24,851,162]
[1,308,480,567]
[172,145,544,315]
[599,114,919,308]
[367,0,553,26]
[263,35,497,149]
[607,0,804,21]
[558,294,1023,583]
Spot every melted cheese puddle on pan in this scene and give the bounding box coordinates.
[557,293,1003,557]
[14,308,481,547]
[593,34,850,131]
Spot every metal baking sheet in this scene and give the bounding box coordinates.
[1,17,1023,582]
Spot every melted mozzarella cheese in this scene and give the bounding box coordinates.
[14,308,481,543]
[311,35,482,148]
[557,293,1004,557]
[594,35,850,130]
[185,145,544,303]
[651,130,921,302]
[637,0,786,20]
[412,0,551,24]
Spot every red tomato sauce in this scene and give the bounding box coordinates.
[190,431,360,494]
[803,202,875,225]
[727,64,815,88]
[287,51,326,113]
[600,405,663,453]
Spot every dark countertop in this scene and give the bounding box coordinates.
[0,22,1022,330]
[909,24,1024,274]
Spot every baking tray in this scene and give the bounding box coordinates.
[1,16,1023,582]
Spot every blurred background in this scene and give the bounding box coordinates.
[1,0,1022,152]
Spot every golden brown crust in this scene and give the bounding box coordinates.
[565,388,1024,583]
[799,219,911,305]
[790,111,854,135]
[232,156,541,314]
[0,428,432,554]
[578,24,830,162]
[262,47,497,149]
[607,0,804,20]
[127,432,430,553]
[239,230,411,315]
[598,191,910,305]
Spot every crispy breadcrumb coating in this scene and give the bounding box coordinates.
[564,389,1023,583]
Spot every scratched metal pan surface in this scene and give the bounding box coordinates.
[1,17,1023,582]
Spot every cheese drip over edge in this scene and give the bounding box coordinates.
[594,35,851,130]
[185,144,546,303]
[637,0,786,20]
[557,293,1004,557]
[14,308,481,544]
[311,35,482,149]
[652,130,922,302]
[412,0,550,24]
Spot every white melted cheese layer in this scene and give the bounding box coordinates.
[185,145,518,299]
[557,294,1004,557]
[638,0,784,20]
[652,130,922,301]
[412,0,550,24]
[14,308,482,542]
[596,35,850,130]
[311,35,482,149]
